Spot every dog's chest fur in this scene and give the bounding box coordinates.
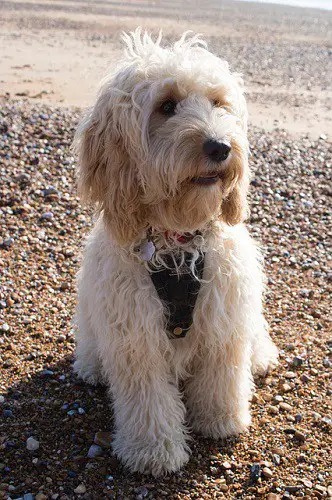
[81,220,258,380]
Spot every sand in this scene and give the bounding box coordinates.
[0,0,331,139]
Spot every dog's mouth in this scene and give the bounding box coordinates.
[191,171,222,186]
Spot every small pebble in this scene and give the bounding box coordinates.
[43,186,58,196]
[279,402,292,411]
[301,479,312,488]
[280,383,292,393]
[294,430,306,442]
[16,172,31,183]
[250,464,261,483]
[284,428,296,435]
[136,486,148,498]
[218,484,229,492]
[2,237,14,248]
[26,437,40,451]
[94,431,112,448]
[315,485,327,494]
[262,467,273,478]
[284,485,302,493]
[41,211,54,219]
[87,444,103,458]
[36,494,47,500]
[269,405,279,415]
[74,483,86,494]
[292,356,304,368]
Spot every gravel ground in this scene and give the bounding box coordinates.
[0,98,331,500]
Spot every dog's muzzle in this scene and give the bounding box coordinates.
[191,139,231,185]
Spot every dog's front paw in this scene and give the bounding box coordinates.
[112,434,190,476]
[251,339,279,377]
[191,410,251,440]
[73,359,102,386]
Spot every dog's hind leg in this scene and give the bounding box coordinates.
[250,315,278,377]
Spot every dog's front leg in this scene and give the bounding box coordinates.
[185,339,252,439]
[103,336,190,476]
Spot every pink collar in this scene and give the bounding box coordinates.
[164,231,197,244]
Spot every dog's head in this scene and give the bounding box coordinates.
[75,29,250,245]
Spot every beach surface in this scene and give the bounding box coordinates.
[0,1,331,499]
[1,0,331,138]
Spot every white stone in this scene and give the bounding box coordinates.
[26,437,40,451]
[74,483,86,494]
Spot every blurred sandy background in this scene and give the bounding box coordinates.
[0,0,331,138]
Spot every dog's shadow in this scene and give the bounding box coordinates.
[3,355,253,498]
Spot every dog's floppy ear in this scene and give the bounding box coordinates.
[75,104,146,245]
[220,143,250,226]
[221,180,249,225]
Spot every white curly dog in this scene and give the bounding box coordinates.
[73,29,278,476]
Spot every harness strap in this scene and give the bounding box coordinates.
[149,252,205,339]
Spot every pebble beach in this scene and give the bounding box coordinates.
[1,0,332,499]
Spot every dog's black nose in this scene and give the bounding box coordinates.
[203,139,231,163]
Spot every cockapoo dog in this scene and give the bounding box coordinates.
[73,29,278,476]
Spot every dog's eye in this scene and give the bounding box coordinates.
[159,99,177,116]
[212,99,229,112]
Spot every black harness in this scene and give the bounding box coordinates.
[149,252,205,339]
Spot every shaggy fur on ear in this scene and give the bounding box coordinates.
[220,139,250,225]
[75,101,147,244]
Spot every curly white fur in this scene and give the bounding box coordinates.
[73,29,278,476]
